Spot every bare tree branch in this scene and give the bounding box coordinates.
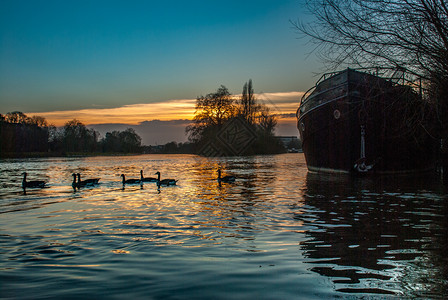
[293,0,448,80]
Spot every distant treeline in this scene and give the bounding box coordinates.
[143,142,194,154]
[0,112,143,157]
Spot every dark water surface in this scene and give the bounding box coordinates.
[1,154,447,299]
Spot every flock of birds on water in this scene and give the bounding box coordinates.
[21,169,236,191]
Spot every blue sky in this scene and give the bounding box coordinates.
[0,0,318,112]
[0,0,320,143]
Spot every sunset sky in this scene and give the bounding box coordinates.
[0,0,321,144]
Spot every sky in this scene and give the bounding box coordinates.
[0,0,321,145]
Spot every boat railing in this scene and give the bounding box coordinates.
[297,85,316,119]
[347,67,426,96]
[298,67,426,111]
[298,69,348,109]
[296,70,348,119]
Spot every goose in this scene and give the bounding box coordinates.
[72,173,78,188]
[140,170,157,183]
[22,172,46,189]
[77,173,100,187]
[121,174,141,185]
[155,171,177,186]
[217,169,235,184]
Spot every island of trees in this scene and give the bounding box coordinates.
[186,79,284,155]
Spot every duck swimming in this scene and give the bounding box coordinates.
[22,172,46,189]
[140,170,157,182]
[155,171,177,186]
[217,169,235,184]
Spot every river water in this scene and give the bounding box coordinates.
[1,154,447,299]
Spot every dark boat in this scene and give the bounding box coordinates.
[296,68,436,174]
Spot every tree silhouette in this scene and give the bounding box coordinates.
[101,128,142,153]
[240,79,257,124]
[62,119,98,153]
[186,85,236,144]
[293,0,448,79]
[118,128,142,153]
[0,112,49,156]
[186,81,283,155]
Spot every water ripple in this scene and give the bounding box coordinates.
[1,154,447,299]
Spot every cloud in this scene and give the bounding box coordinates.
[89,119,192,146]
[29,99,197,126]
[257,91,305,102]
[277,113,297,119]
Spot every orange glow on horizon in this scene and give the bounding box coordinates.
[29,99,197,126]
[27,92,303,127]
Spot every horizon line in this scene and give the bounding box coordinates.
[24,91,304,127]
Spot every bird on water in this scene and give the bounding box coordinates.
[121,174,141,185]
[155,171,177,186]
[72,173,78,189]
[217,169,235,184]
[140,170,157,182]
[76,173,100,187]
[22,172,46,189]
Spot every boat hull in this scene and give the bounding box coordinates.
[297,69,436,174]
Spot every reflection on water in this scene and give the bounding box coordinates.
[0,154,447,299]
[300,172,448,298]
